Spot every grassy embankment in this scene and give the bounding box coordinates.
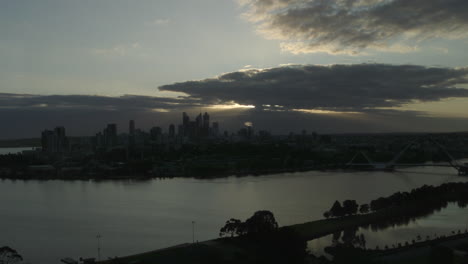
[98,202,433,264]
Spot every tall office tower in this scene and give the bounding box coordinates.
[195,113,202,128]
[41,127,68,153]
[169,124,175,138]
[202,112,210,137]
[177,124,184,136]
[182,112,190,136]
[195,113,203,138]
[129,120,135,147]
[104,124,118,147]
[54,126,67,153]
[150,126,162,143]
[129,120,135,135]
[41,130,54,152]
[212,122,219,136]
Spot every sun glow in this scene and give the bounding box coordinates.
[293,109,361,115]
[208,103,255,110]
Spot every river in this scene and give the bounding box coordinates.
[0,164,467,263]
[0,147,36,155]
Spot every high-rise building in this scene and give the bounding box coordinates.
[203,112,210,136]
[54,126,67,153]
[129,120,135,135]
[169,124,175,138]
[41,130,54,152]
[195,113,202,128]
[41,126,68,153]
[182,112,190,136]
[129,120,135,147]
[212,122,219,136]
[179,111,216,139]
[203,112,210,129]
[150,127,162,141]
[104,124,118,147]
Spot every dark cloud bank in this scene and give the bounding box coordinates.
[239,0,468,54]
[160,64,468,111]
[2,64,468,138]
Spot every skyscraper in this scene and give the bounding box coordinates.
[41,126,68,153]
[129,120,135,136]
[129,120,135,147]
[182,112,190,136]
[169,124,175,138]
[104,124,118,147]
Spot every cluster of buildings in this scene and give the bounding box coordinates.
[41,112,225,154]
[41,127,68,153]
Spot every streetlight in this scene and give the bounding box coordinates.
[192,221,195,243]
[96,234,102,261]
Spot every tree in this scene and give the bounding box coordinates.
[244,210,279,234]
[219,218,245,237]
[342,200,359,216]
[359,204,370,214]
[0,247,23,264]
[330,201,345,217]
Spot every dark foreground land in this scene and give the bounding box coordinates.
[97,218,468,264]
[95,182,468,264]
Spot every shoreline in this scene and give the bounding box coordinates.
[0,166,346,181]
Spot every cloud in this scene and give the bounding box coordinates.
[92,42,141,56]
[159,64,468,112]
[239,0,468,54]
[148,18,170,26]
[1,91,468,138]
[0,93,198,111]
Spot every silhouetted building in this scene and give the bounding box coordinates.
[203,112,210,137]
[129,120,135,147]
[41,126,68,153]
[41,130,54,152]
[129,120,135,135]
[182,112,190,136]
[180,112,214,139]
[195,113,202,129]
[150,127,162,142]
[169,124,175,138]
[104,124,118,147]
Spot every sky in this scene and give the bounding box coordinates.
[1,0,468,138]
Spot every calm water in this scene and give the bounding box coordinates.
[308,203,468,257]
[0,147,35,155]
[1,165,467,263]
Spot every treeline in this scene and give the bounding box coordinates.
[218,211,308,264]
[324,182,468,220]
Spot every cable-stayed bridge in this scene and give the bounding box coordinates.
[346,137,468,176]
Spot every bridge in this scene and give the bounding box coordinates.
[346,137,468,176]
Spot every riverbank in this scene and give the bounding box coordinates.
[0,164,344,181]
[95,212,468,264]
[93,182,468,263]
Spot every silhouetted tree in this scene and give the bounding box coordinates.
[330,201,345,217]
[219,218,245,237]
[244,210,279,234]
[342,200,359,216]
[0,247,23,264]
[359,204,369,214]
[219,210,279,238]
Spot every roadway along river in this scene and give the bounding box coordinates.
[1,165,467,263]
